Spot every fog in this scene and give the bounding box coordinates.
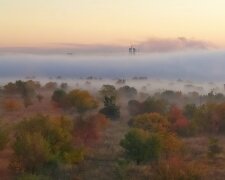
[0,50,225,94]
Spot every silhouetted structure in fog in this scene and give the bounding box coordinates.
[129,45,136,55]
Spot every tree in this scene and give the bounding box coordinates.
[3,80,36,108]
[128,113,183,158]
[3,82,17,94]
[129,113,168,133]
[15,80,35,98]
[128,100,143,116]
[118,86,137,99]
[99,85,117,99]
[120,129,162,164]
[213,103,225,133]
[193,103,223,134]
[128,97,168,116]
[60,83,68,90]
[168,106,190,136]
[183,104,197,119]
[142,97,168,115]
[52,89,67,107]
[99,96,120,120]
[25,80,41,90]
[10,115,84,173]
[44,82,58,90]
[74,114,108,147]
[67,89,98,115]
[160,132,183,158]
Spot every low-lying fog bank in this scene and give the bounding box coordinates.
[1,50,225,95]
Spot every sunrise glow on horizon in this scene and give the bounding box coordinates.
[1,0,225,47]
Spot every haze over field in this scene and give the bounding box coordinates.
[0,50,225,82]
[1,0,225,83]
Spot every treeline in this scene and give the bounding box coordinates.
[1,81,225,179]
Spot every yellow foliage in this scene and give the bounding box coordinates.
[130,113,169,132]
[67,89,98,114]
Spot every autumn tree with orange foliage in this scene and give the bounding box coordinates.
[168,105,190,136]
[73,114,108,147]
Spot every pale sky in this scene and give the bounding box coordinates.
[0,0,225,47]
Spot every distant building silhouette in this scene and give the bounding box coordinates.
[129,45,136,55]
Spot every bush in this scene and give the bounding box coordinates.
[151,157,206,180]
[116,163,152,180]
[208,137,222,158]
[17,173,50,180]
[116,157,206,180]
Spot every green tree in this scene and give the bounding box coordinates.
[120,129,162,164]
[99,96,120,120]
[52,89,67,107]
[129,111,183,154]
[99,85,117,99]
[142,97,168,115]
